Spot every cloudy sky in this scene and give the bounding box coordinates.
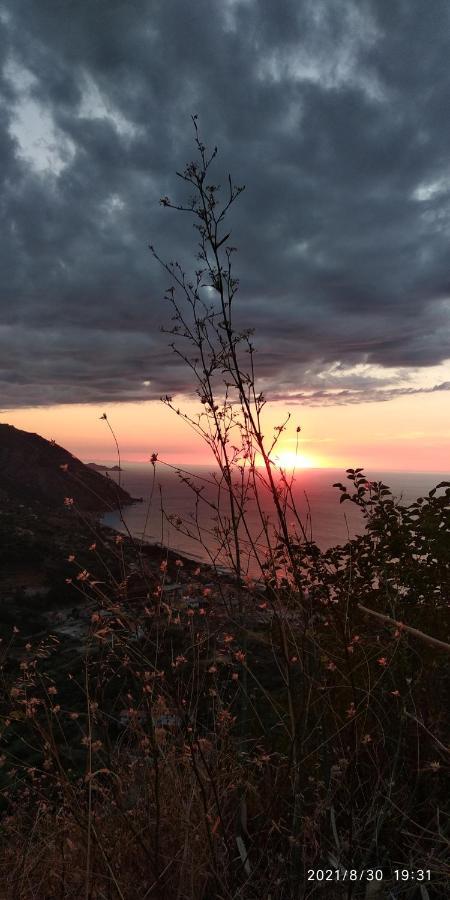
[1,0,449,468]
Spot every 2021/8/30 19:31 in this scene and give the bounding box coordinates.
[307,869,432,883]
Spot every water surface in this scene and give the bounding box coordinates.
[100,465,447,571]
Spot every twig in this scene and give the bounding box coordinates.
[357,603,450,653]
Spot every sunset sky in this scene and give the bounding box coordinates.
[1,1,449,473]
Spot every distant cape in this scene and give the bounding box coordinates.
[87,462,122,472]
[0,424,133,512]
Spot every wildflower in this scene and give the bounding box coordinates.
[231,672,239,681]
[187,608,195,617]
[346,702,356,719]
[222,633,234,644]
[175,559,183,567]
[290,656,298,663]
[377,657,388,667]
[48,686,57,696]
[199,607,206,616]
[89,543,97,552]
[64,497,74,507]
[65,578,72,584]
[76,570,89,582]
[326,661,337,671]
[390,689,400,697]
[208,665,217,674]
[24,703,36,718]
[51,705,61,715]
[115,534,124,544]
[59,463,69,471]
[67,554,75,562]
[194,567,201,576]
[361,734,372,744]
[150,452,158,464]
[234,650,246,663]
[160,560,167,572]
[258,601,268,609]
[70,712,79,720]
[429,761,440,772]
[217,709,235,727]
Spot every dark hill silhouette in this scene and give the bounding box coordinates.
[0,424,133,512]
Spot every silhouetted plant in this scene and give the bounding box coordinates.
[0,124,448,900]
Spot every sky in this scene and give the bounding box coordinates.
[1,0,449,472]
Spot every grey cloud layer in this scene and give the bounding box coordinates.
[1,0,450,408]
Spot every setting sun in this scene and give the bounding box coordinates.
[271,450,316,469]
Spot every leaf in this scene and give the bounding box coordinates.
[429,481,450,496]
[93,628,111,641]
[330,805,340,853]
[236,835,251,876]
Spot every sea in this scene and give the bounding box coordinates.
[100,464,449,572]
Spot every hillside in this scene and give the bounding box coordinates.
[0,424,133,512]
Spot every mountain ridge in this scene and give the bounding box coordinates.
[0,423,133,512]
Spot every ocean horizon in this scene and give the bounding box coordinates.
[99,463,449,570]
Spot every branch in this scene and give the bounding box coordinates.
[357,603,450,653]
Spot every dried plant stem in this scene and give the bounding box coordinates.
[357,603,450,653]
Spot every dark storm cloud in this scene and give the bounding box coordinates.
[1,0,450,408]
[269,381,450,407]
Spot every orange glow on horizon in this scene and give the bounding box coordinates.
[2,390,450,474]
[257,450,319,469]
[271,450,317,470]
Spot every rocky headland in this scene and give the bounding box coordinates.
[0,424,132,512]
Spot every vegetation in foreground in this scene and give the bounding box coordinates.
[0,127,449,899]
